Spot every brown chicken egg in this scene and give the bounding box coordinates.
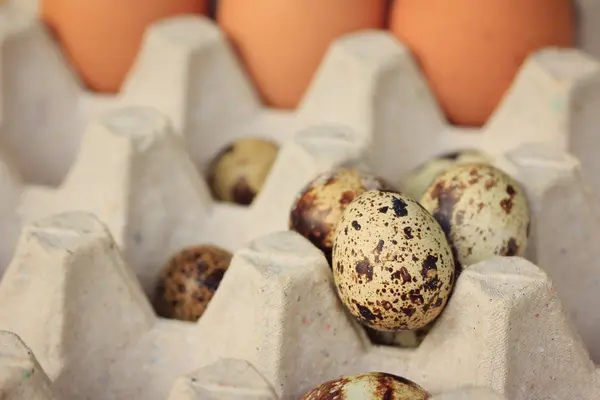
[289,168,394,264]
[333,190,455,332]
[217,0,387,108]
[420,163,530,270]
[389,0,575,126]
[155,244,232,322]
[301,372,430,400]
[208,138,279,205]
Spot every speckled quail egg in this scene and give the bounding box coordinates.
[208,137,279,205]
[404,149,492,200]
[289,168,395,265]
[333,190,455,332]
[301,372,430,400]
[154,245,232,322]
[420,163,530,270]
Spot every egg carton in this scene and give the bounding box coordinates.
[2,1,600,399]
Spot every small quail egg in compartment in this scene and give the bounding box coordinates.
[301,372,430,400]
[420,162,530,272]
[403,149,493,200]
[153,244,233,322]
[289,167,396,265]
[206,137,280,206]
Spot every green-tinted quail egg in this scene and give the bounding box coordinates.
[301,372,430,400]
[333,190,455,332]
[420,163,530,270]
[208,137,279,205]
[154,245,232,322]
[404,149,492,200]
[289,168,394,264]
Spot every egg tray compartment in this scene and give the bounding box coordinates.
[2,2,600,399]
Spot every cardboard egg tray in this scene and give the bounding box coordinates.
[3,2,600,399]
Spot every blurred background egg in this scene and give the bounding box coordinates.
[42,0,208,92]
[403,149,492,200]
[217,0,387,109]
[207,137,279,205]
[389,0,575,126]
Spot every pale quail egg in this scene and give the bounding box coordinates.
[289,168,394,264]
[301,372,430,400]
[154,245,232,322]
[404,149,492,200]
[420,163,530,270]
[208,137,279,205]
[333,190,455,331]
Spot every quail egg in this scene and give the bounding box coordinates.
[208,137,279,205]
[301,372,430,400]
[404,149,492,200]
[420,163,530,270]
[333,190,455,331]
[154,245,232,322]
[289,168,394,264]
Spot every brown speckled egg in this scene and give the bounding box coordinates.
[289,168,394,264]
[404,149,492,200]
[155,245,232,322]
[420,163,530,270]
[208,138,279,205]
[333,190,454,331]
[300,372,430,400]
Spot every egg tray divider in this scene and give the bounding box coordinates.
[2,2,600,399]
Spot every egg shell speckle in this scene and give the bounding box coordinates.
[300,372,430,400]
[154,245,232,322]
[333,190,455,332]
[420,163,530,269]
[289,168,393,264]
[404,149,492,200]
[208,137,279,205]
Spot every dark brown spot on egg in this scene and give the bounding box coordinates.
[403,226,414,239]
[154,244,232,322]
[355,258,373,282]
[352,221,361,230]
[355,302,379,323]
[379,206,389,213]
[504,238,519,256]
[375,373,431,399]
[500,184,517,214]
[375,240,384,254]
[500,198,513,214]
[401,305,416,317]
[392,267,412,284]
[421,255,438,280]
[340,191,355,205]
[230,177,256,205]
[391,196,409,217]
